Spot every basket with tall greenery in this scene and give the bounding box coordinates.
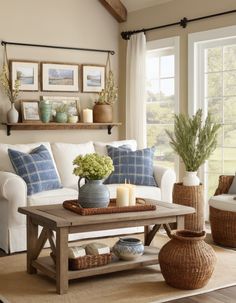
[165,109,220,185]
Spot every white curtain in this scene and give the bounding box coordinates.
[126,32,147,149]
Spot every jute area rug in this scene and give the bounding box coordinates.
[0,233,236,303]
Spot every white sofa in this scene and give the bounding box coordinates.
[0,139,176,253]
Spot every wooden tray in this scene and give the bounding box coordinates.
[63,198,156,216]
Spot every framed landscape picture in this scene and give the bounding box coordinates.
[41,62,79,92]
[20,100,40,122]
[11,61,39,91]
[82,65,105,93]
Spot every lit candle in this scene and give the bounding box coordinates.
[83,109,93,123]
[116,186,129,207]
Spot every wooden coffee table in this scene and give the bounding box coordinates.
[18,200,195,294]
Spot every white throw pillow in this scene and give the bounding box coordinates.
[51,142,95,188]
[94,139,137,156]
[0,142,60,180]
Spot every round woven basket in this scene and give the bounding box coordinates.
[159,230,216,290]
[173,183,204,231]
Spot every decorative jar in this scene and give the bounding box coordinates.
[56,112,67,123]
[39,101,51,123]
[183,171,200,186]
[159,230,216,290]
[7,103,19,123]
[78,178,110,208]
[112,237,144,261]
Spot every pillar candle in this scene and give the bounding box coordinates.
[127,184,136,206]
[116,186,129,207]
[83,109,93,123]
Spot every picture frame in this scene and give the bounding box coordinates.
[82,65,105,93]
[41,96,80,121]
[11,61,39,91]
[41,62,79,92]
[20,100,40,122]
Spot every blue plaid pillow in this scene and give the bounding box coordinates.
[8,145,62,195]
[104,146,157,186]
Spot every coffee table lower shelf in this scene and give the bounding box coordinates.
[32,246,159,280]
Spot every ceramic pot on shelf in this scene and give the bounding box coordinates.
[7,103,19,123]
[78,177,110,208]
[183,171,200,186]
[55,112,67,123]
[113,237,144,261]
[39,101,51,123]
[93,104,112,123]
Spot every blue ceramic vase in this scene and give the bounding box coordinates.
[113,237,144,261]
[78,178,110,208]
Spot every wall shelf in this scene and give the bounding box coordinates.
[1,122,121,136]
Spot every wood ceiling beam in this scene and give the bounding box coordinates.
[99,0,127,23]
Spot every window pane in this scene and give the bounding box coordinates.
[224,45,236,70]
[224,125,236,147]
[160,79,174,97]
[160,55,174,77]
[146,79,160,95]
[224,97,236,123]
[147,124,174,168]
[206,173,220,198]
[224,71,236,96]
[146,101,174,124]
[205,47,222,72]
[207,97,222,123]
[146,57,158,79]
[205,73,222,98]
[224,148,236,174]
[207,148,222,173]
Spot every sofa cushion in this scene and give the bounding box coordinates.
[209,194,236,212]
[8,145,62,196]
[27,187,78,206]
[51,142,95,188]
[94,139,137,156]
[0,142,60,179]
[228,173,236,194]
[104,146,157,186]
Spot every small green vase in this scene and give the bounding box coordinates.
[56,112,67,123]
[39,101,51,123]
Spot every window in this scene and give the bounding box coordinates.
[189,26,236,204]
[146,37,179,171]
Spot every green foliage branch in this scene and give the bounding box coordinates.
[0,64,20,104]
[165,109,221,171]
[73,153,114,180]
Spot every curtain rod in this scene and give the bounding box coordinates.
[0,40,115,55]
[121,9,236,40]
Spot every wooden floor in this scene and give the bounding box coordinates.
[0,249,236,302]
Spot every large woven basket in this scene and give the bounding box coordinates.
[159,230,216,290]
[173,183,204,231]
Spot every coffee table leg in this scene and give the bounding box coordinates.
[176,215,185,230]
[56,227,68,294]
[27,216,38,274]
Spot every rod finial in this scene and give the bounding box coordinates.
[180,17,188,28]
[1,40,6,46]
[121,31,132,40]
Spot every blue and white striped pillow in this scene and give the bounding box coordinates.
[8,144,62,195]
[104,146,157,186]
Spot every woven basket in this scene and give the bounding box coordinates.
[172,183,204,231]
[50,253,112,270]
[159,230,216,290]
[210,175,236,248]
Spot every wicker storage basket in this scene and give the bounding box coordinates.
[210,206,236,247]
[159,230,216,290]
[51,253,112,270]
[173,183,204,231]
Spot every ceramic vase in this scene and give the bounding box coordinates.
[183,171,200,186]
[39,101,51,123]
[113,237,144,261]
[56,112,67,123]
[78,178,110,208]
[159,230,216,290]
[7,103,19,123]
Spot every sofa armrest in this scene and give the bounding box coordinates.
[0,171,27,225]
[153,165,176,203]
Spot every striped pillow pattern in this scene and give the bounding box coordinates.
[8,144,62,195]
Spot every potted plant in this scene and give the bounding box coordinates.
[93,70,118,123]
[0,64,20,123]
[165,109,220,186]
[55,104,68,123]
[73,153,114,208]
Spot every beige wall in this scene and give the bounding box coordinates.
[0,0,120,144]
[119,0,236,138]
